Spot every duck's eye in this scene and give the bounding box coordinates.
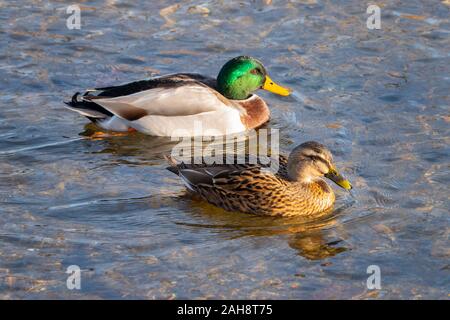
[308,155,330,167]
[250,69,259,75]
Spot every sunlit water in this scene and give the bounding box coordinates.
[0,1,449,299]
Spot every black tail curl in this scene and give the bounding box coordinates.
[64,91,113,119]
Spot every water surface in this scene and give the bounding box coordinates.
[0,0,449,299]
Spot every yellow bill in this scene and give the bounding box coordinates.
[324,167,352,190]
[262,75,292,96]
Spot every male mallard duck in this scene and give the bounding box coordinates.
[165,141,352,217]
[64,56,291,137]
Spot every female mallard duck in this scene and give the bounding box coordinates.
[65,56,291,137]
[166,141,352,217]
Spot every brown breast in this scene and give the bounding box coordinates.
[237,95,270,130]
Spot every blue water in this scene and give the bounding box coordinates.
[0,0,449,299]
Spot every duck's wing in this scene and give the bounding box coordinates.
[176,164,261,192]
[64,73,232,121]
[165,152,289,193]
[166,153,289,179]
[80,73,236,121]
[177,164,290,213]
[94,73,217,98]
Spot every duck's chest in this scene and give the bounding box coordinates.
[234,95,270,130]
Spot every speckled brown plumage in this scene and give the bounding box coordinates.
[166,141,351,217]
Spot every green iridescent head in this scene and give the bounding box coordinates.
[216,56,291,100]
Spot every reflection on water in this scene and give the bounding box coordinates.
[1,0,449,299]
[180,196,352,260]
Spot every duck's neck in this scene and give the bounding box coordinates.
[294,179,335,208]
[294,178,334,202]
[305,179,333,194]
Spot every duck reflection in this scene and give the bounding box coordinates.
[80,124,177,163]
[79,123,278,164]
[180,196,348,261]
